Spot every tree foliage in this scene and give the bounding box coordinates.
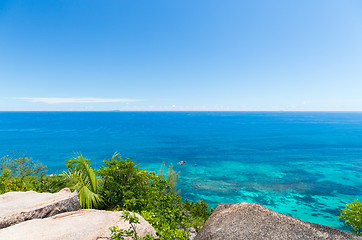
[340,199,362,236]
[0,154,46,178]
[98,153,150,210]
[0,154,66,194]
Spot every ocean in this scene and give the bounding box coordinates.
[0,111,361,230]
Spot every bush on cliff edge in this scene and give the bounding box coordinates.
[340,198,362,236]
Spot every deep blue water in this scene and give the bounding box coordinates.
[1,111,362,230]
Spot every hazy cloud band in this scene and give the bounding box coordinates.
[15,97,141,104]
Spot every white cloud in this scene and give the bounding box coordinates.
[15,97,141,104]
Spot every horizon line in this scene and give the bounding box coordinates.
[1,110,362,113]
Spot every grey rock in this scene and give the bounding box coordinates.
[0,188,80,229]
[180,226,197,240]
[0,209,157,240]
[195,202,362,240]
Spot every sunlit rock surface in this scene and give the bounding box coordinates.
[0,209,157,240]
[0,188,80,229]
[195,202,361,240]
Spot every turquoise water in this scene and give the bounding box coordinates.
[0,111,361,230]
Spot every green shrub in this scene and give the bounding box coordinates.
[35,174,69,193]
[98,153,212,238]
[0,155,46,178]
[98,152,151,210]
[0,155,51,193]
[182,199,213,231]
[0,169,27,194]
[340,199,362,236]
[0,154,71,194]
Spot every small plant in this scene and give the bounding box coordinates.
[340,198,362,236]
[63,154,103,209]
[109,210,155,240]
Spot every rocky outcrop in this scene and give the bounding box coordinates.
[0,209,157,240]
[0,188,80,229]
[195,202,362,240]
[180,226,197,240]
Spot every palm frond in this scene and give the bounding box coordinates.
[63,154,103,209]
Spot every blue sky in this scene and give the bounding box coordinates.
[0,0,361,111]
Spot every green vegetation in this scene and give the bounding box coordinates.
[98,153,150,210]
[340,199,362,236]
[98,153,211,239]
[0,153,213,239]
[0,154,67,194]
[110,210,155,240]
